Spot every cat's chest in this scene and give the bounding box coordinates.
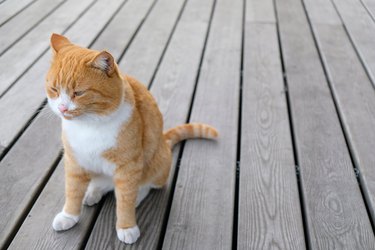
[64,125,118,176]
[62,103,132,176]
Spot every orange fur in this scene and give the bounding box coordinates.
[46,33,218,243]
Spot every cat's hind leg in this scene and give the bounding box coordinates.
[83,175,114,206]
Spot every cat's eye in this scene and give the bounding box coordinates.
[50,87,58,93]
[74,91,85,97]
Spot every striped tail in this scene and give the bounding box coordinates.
[164,123,218,148]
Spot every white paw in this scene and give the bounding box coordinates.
[52,211,79,231]
[116,226,140,244]
[83,189,103,206]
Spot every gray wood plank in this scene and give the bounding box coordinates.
[0,0,123,152]
[238,20,305,250]
[246,0,275,23]
[162,0,242,248]
[0,0,35,26]
[0,0,94,96]
[0,109,61,249]
[275,0,375,248]
[303,0,341,25]
[0,0,66,55]
[91,0,155,59]
[332,0,375,86]
[361,0,375,21]
[8,162,100,250]
[305,0,375,227]
[85,0,215,248]
[118,0,185,85]
[3,0,157,248]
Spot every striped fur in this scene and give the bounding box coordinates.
[164,123,218,148]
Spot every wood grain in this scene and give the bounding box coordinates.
[332,0,375,86]
[276,0,375,248]
[305,0,375,229]
[85,0,215,248]
[118,0,186,85]
[0,0,94,96]
[0,0,66,55]
[238,19,305,250]
[162,0,242,248]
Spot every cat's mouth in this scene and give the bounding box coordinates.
[61,112,75,120]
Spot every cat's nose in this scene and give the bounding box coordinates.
[58,104,68,113]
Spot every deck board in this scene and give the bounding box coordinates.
[0,109,61,249]
[276,0,375,248]
[237,0,305,248]
[362,0,375,20]
[162,0,242,248]
[0,0,66,55]
[332,0,375,86]
[304,0,375,226]
[1,0,375,249]
[0,0,36,26]
[118,0,186,85]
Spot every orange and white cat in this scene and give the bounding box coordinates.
[46,33,218,244]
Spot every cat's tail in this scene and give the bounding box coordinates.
[164,123,218,148]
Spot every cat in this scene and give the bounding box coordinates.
[46,33,218,244]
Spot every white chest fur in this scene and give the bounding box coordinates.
[62,103,132,176]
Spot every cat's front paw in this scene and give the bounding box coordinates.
[52,211,79,231]
[116,225,140,244]
[83,189,103,206]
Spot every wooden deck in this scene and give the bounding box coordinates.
[1,0,375,249]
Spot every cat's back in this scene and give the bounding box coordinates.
[125,75,163,131]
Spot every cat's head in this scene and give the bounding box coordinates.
[45,33,123,121]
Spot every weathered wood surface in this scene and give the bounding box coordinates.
[86,0,215,249]
[276,0,375,248]
[162,0,242,248]
[332,0,375,86]
[0,0,66,55]
[304,0,375,225]
[0,0,35,26]
[362,0,375,20]
[237,0,305,248]
[1,0,375,249]
[118,0,186,85]
[0,109,61,249]
[0,0,94,96]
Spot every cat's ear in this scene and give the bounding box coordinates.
[50,33,71,54]
[90,51,116,77]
